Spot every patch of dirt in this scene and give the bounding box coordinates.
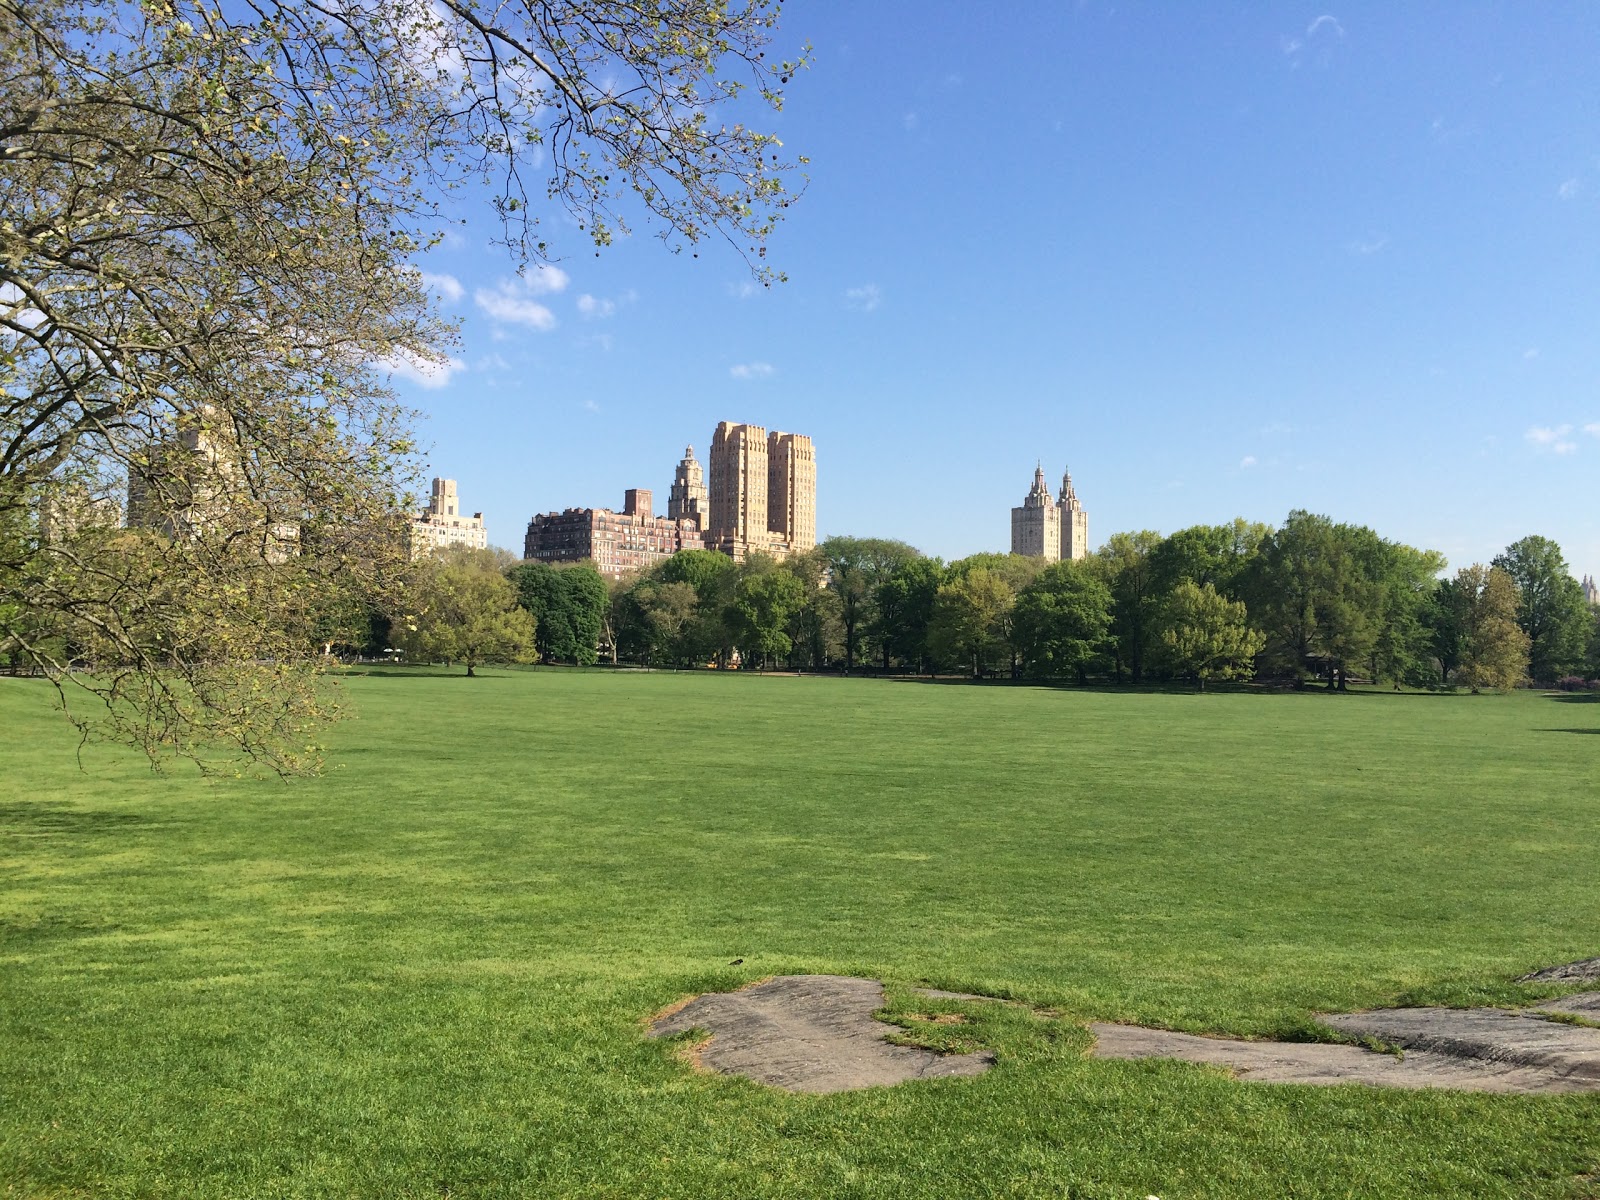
[647,975,995,1093]
[905,1013,969,1025]
[1520,957,1600,983]
[1094,993,1600,1094]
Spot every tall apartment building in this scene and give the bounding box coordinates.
[706,421,816,560]
[524,488,705,579]
[1584,574,1598,607]
[410,477,487,557]
[1010,464,1089,562]
[767,432,817,553]
[667,445,709,526]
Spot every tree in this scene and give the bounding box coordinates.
[394,548,536,676]
[1148,519,1269,601]
[508,561,607,664]
[1090,531,1163,682]
[1160,581,1266,691]
[623,580,699,666]
[817,536,919,672]
[2,0,804,768]
[782,549,842,671]
[876,557,944,674]
[1492,537,1591,682]
[1453,565,1529,693]
[1011,562,1112,682]
[928,568,1014,679]
[1423,577,1468,686]
[728,557,806,668]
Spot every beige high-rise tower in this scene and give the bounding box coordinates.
[1058,468,1088,560]
[707,421,815,560]
[766,431,816,553]
[667,445,709,528]
[708,421,770,559]
[1010,464,1060,560]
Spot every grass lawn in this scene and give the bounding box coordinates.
[2,669,1599,1198]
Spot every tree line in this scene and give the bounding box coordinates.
[389,516,1600,691]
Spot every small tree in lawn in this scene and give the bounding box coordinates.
[1453,565,1529,693]
[396,549,536,677]
[1160,581,1266,691]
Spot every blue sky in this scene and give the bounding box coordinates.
[394,3,1600,578]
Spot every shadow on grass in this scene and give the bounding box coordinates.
[0,801,149,834]
[1546,692,1600,703]
[1538,728,1600,735]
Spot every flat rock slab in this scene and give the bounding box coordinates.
[1322,1006,1600,1089]
[1089,1024,1566,1092]
[649,975,995,1094]
[1521,957,1600,982]
[1534,990,1600,1020]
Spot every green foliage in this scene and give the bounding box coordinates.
[876,556,945,673]
[928,567,1015,678]
[508,561,607,665]
[728,557,808,667]
[1011,561,1113,681]
[1160,581,1267,690]
[1492,536,1591,682]
[818,536,920,671]
[1148,519,1269,600]
[393,548,536,676]
[1453,564,1531,692]
[4,674,1600,1197]
[1088,531,1163,681]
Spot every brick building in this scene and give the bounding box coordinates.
[524,488,706,579]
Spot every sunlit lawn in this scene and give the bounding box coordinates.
[2,669,1598,1198]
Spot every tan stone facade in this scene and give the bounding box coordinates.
[1584,574,1598,607]
[1010,464,1089,562]
[410,477,487,557]
[667,446,708,526]
[706,421,816,560]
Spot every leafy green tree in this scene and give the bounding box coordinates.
[1492,536,1591,682]
[1161,581,1266,691]
[1423,578,1468,686]
[1089,531,1163,682]
[621,580,699,666]
[508,562,608,665]
[729,559,807,668]
[782,550,842,670]
[395,549,536,676]
[928,568,1014,679]
[1149,519,1270,600]
[876,557,945,673]
[658,549,738,665]
[1453,565,1530,692]
[817,536,919,672]
[1585,608,1600,682]
[1011,562,1112,682]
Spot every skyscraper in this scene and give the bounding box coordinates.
[667,445,709,527]
[707,421,815,560]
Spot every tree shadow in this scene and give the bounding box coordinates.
[0,802,150,834]
[1537,728,1600,735]
[1545,692,1600,704]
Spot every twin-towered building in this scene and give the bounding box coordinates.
[524,421,817,578]
[1011,464,1089,562]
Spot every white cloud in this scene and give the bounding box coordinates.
[376,347,465,389]
[577,293,616,319]
[727,280,759,300]
[1524,348,1540,360]
[1554,441,1579,455]
[1559,179,1582,201]
[845,284,882,312]
[1348,234,1388,255]
[523,265,570,295]
[1307,14,1344,38]
[419,272,464,303]
[582,398,601,413]
[1584,422,1600,437]
[729,362,775,380]
[1526,424,1573,446]
[474,352,510,371]
[475,278,559,331]
[1240,455,1258,469]
[902,111,919,132]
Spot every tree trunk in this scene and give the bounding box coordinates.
[466,662,476,677]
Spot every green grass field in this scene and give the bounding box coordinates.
[3,670,1599,1198]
